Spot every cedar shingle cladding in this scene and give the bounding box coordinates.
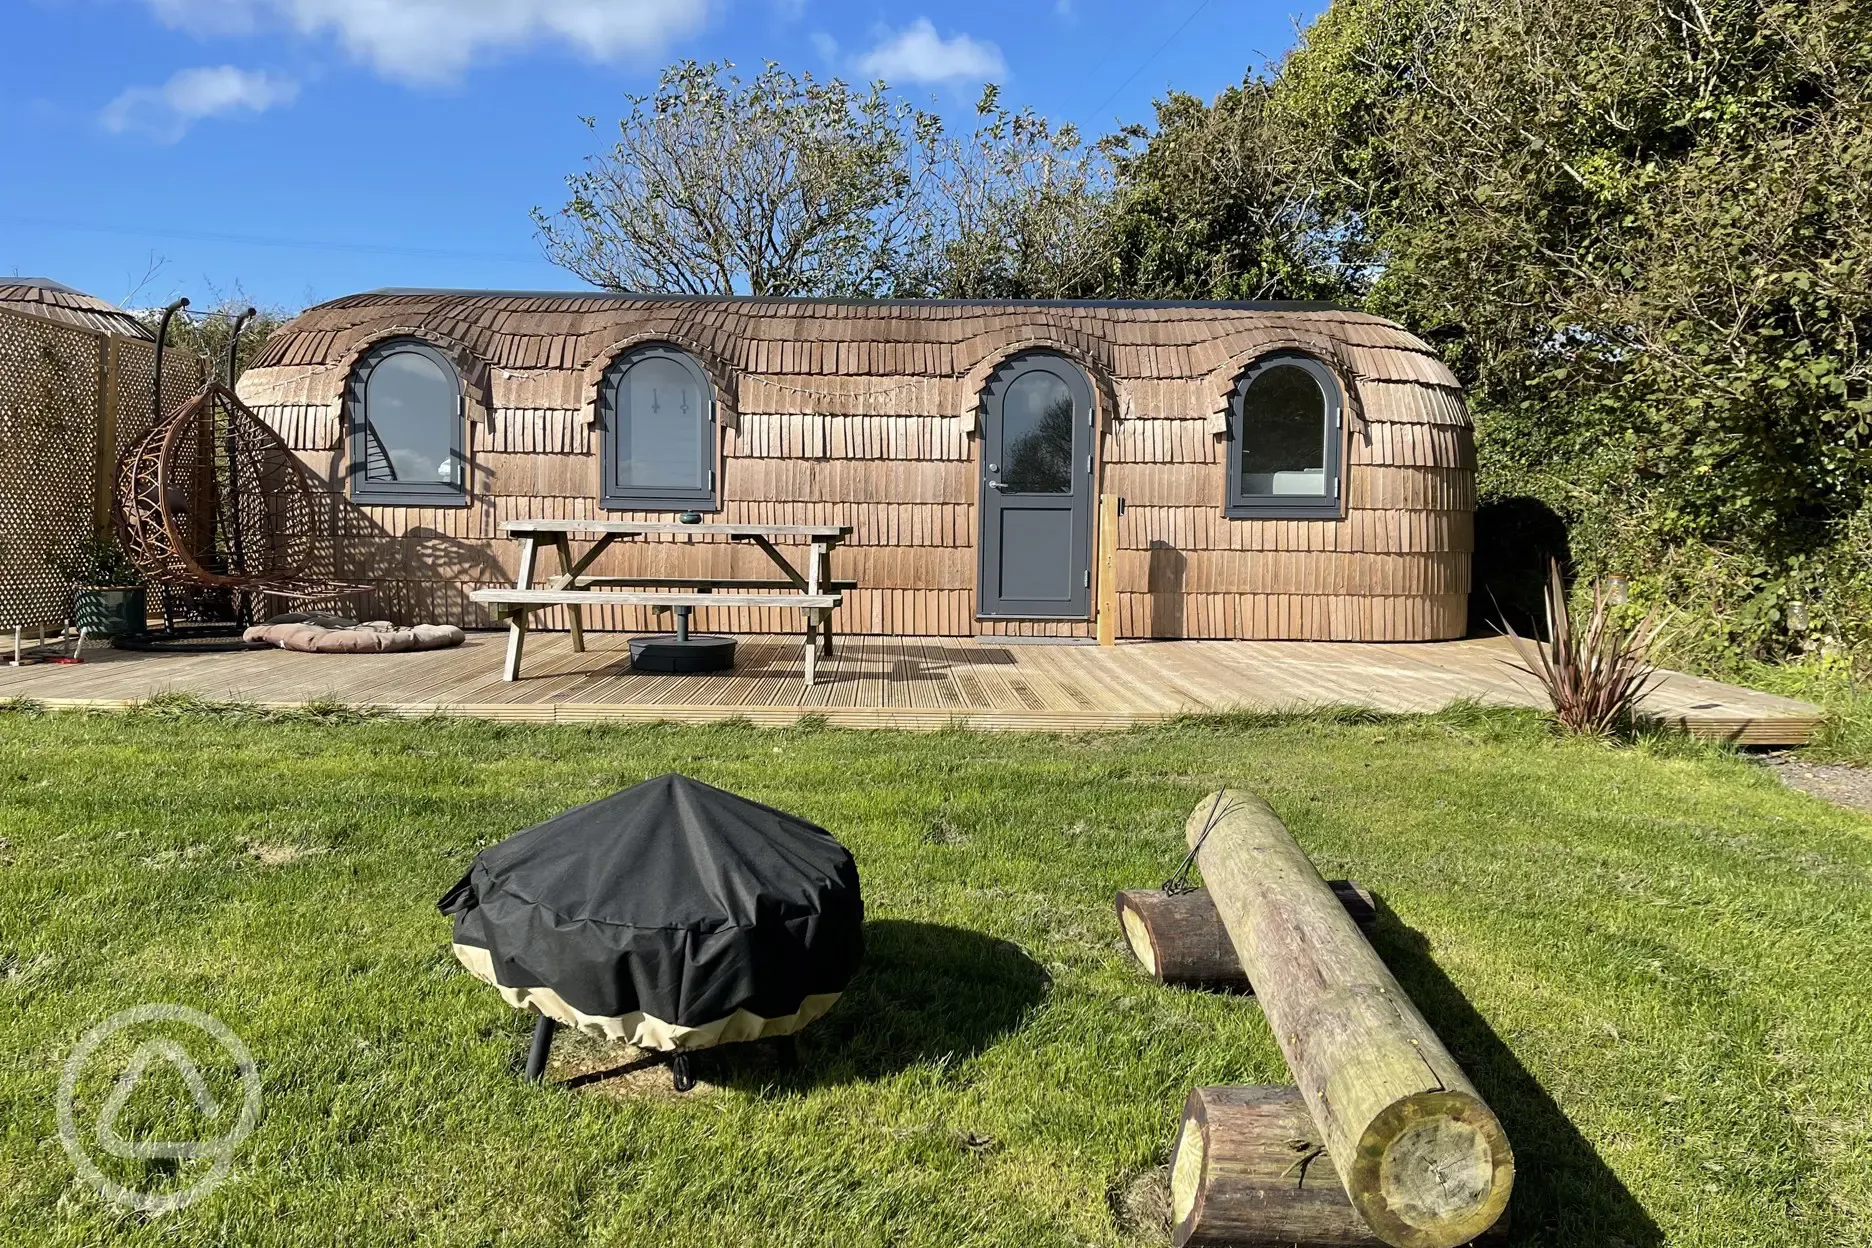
[240,290,1474,640]
[0,281,155,340]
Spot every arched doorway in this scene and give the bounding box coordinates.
[976,352,1095,620]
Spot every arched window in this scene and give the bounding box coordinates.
[1225,354,1343,518]
[599,345,716,511]
[346,338,467,505]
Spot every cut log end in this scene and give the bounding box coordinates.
[1114,888,1250,992]
[1169,1107,1204,1231]
[1353,1090,1515,1248]
[1116,883,1370,993]
[1120,902,1159,977]
[1171,1085,1510,1248]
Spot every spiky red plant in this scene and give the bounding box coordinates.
[1506,560,1665,736]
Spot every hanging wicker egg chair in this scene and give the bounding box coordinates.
[116,381,351,611]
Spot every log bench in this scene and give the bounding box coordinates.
[1162,792,1514,1248]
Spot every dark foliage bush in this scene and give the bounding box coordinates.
[1107,0,1872,671]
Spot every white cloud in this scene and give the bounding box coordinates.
[809,31,839,63]
[141,0,709,85]
[855,18,1005,85]
[100,65,298,142]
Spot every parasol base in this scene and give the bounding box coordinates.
[629,635,736,673]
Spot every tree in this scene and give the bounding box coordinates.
[1103,81,1360,302]
[535,61,935,297]
[899,86,1117,300]
[139,289,288,385]
[1275,0,1872,664]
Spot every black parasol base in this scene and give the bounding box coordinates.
[629,603,735,673]
[629,635,736,673]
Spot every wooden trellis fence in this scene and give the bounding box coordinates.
[0,298,202,632]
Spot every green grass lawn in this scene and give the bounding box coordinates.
[2,701,1869,1247]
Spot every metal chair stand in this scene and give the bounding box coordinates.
[523,1012,557,1082]
[520,1015,796,1091]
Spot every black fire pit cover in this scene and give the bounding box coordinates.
[439,773,863,1052]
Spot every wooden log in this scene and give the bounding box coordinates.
[1186,792,1512,1248]
[1116,883,1374,991]
[1171,1086,1507,1248]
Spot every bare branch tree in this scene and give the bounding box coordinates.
[898,85,1117,299]
[534,60,937,297]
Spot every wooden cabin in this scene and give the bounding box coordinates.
[239,291,1474,640]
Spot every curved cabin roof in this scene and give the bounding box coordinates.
[0,278,153,340]
[242,289,1475,642]
[251,289,1463,426]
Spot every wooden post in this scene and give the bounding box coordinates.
[1184,792,1512,1248]
[553,534,585,653]
[94,335,121,532]
[816,543,835,657]
[1115,883,1374,991]
[502,611,529,682]
[802,609,818,686]
[1171,1086,1507,1248]
[1096,492,1120,646]
[502,537,540,682]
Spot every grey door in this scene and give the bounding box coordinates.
[978,353,1094,619]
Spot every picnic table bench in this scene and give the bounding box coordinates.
[469,519,853,687]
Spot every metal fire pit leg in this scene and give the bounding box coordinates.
[670,1052,695,1093]
[524,1012,557,1083]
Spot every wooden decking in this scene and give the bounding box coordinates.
[0,632,1821,743]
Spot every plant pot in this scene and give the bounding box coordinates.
[72,586,147,638]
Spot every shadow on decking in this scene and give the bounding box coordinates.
[1370,900,1664,1247]
[516,638,1019,688]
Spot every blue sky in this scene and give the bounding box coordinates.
[4,0,1322,312]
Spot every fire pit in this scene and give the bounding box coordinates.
[439,773,864,1089]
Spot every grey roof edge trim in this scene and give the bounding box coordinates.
[353,288,1354,313]
[1,277,87,295]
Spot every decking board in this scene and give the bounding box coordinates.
[0,633,1820,743]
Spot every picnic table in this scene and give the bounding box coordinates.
[469,519,853,687]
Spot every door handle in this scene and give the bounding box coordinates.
[987,481,1009,491]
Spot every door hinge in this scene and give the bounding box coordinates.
[1083,570,1090,588]
[1086,454,1093,473]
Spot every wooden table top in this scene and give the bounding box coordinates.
[502,519,852,540]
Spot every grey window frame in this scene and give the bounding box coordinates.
[598,344,719,513]
[345,337,469,507]
[1223,353,1344,520]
